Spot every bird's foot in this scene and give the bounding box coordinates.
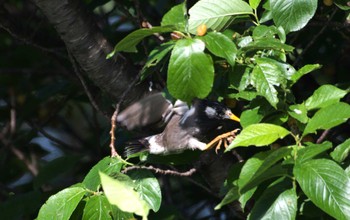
[204,129,240,153]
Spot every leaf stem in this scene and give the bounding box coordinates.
[252,9,260,26]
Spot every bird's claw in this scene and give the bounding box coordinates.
[204,129,240,153]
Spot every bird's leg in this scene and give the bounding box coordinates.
[204,129,240,153]
[214,139,222,154]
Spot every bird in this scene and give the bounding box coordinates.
[117,93,240,156]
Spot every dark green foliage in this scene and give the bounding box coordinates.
[1,0,350,219]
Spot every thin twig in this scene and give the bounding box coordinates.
[0,16,66,59]
[122,165,197,176]
[293,8,338,67]
[316,129,330,144]
[109,107,120,157]
[0,132,39,176]
[109,70,142,157]
[9,88,16,136]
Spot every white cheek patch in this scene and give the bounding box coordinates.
[205,106,216,118]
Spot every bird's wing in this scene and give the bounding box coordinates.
[117,92,173,130]
[162,100,189,123]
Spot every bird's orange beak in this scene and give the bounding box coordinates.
[226,111,240,122]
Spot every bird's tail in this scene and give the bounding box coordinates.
[124,140,150,157]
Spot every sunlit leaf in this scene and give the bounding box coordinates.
[290,64,321,84]
[202,32,237,66]
[294,159,350,219]
[331,138,350,163]
[128,170,162,212]
[249,180,297,220]
[188,0,253,34]
[227,123,290,150]
[239,38,294,53]
[249,0,262,9]
[83,157,123,191]
[240,107,263,128]
[270,0,317,33]
[239,148,291,193]
[161,3,186,32]
[99,172,149,218]
[288,104,308,123]
[297,142,332,163]
[83,195,112,220]
[305,84,348,110]
[37,187,86,220]
[303,102,350,136]
[168,38,214,102]
[110,26,175,54]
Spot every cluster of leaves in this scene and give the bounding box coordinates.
[36,0,350,219]
[37,157,161,220]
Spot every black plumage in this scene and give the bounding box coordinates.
[117,93,240,155]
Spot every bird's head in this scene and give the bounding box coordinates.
[197,100,240,123]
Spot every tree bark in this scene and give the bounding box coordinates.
[32,0,148,105]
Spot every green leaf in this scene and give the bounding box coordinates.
[264,112,289,125]
[82,195,112,220]
[82,195,133,220]
[161,3,186,32]
[227,123,290,150]
[37,187,86,220]
[237,151,273,190]
[240,107,264,128]
[239,38,294,53]
[303,102,350,136]
[260,9,273,24]
[331,138,350,163]
[168,38,214,102]
[110,26,175,53]
[305,84,348,110]
[188,0,253,34]
[252,25,277,40]
[214,186,239,210]
[202,32,237,66]
[290,64,321,84]
[270,0,317,33]
[334,0,350,10]
[240,148,292,193]
[99,172,149,218]
[226,123,289,151]
[288,103,308,123]
[128,170,162,212]
[251,65,278,108]
[251,57,293,108]
[143,42,175,69]
[237,151,269,208]
[297,142,333,163]
[294,159,350,219]
[228,91,258,101]
[249,181,297,220]
[83,157,123,191]
[141,42,175,80]
[249,0,262,9]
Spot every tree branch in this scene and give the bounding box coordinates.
[122,165,197,176]
[31,0,148,105]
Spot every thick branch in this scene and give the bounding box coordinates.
[31,0,147,105]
